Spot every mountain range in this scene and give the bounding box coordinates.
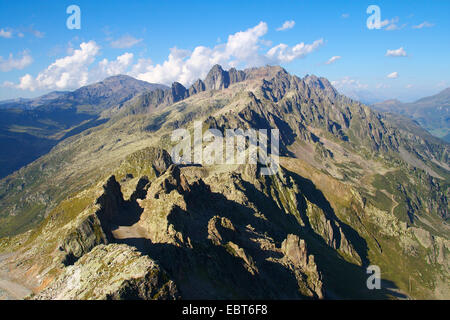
[0,75,167,179]
[0,65,448,300]
[374,88,450,142]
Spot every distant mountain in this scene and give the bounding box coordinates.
[0,75,168,178]
[49,75,168,111]
[373,88,450,142]
[339,89,388,105]
[0,75,167,111]
[0,91,70,110]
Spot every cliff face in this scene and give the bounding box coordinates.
[203,65,247,90]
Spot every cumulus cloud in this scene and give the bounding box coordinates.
[266,39,324,63]
[132,22,323,85]
[130,58,153,75]
[325,56,341,65]
[0,51,33,72]
[276,20,295,31]
[412,21,434,29]
[387,72,399,79]
[95,52,134,77]
[110,35,143,48]
[225,22,268,62]
[10,22,324,91]
[131,48,197,85]
[0,28,12,38]
[385,47,407,57]
[16,41,100,91]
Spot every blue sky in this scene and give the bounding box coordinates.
[0,0,449,103]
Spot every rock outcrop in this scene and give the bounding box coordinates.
[281,234,323,298]
[34,244,178,300]
[204,65,246,90]
[188,79,206,96]
[60,214,108,266]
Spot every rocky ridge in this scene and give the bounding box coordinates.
[0,65,448,299]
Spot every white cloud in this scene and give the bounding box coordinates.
[385,24,401,31]
[131,48,195,85]
[2,80,15,88]
[10,22,325,91]
[95,52,134,77]
[331,77,368,90]
[266,39,324,63]
[132,22,324,85]
[376,83,390,89]
[110,35,143,48]
[331,78,389,104]
[325,56,341,65]
[387,72,399,79]
[0,51,33,72]
[225,22,268,62]
[16,41,100,91]
[0,27,44,39]
[380,17,396,27]
[30,28,44,38]
[130,58,153,75]
[380,17,405,31]
[341,13,349,19]
[276,20,295,31]
[406,84,413,88]
[0,28,12,38]
[412,21,434,29]
[385,47,407,57]
[259,39,273,47]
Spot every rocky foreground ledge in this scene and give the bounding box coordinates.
[33,244,178,300]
